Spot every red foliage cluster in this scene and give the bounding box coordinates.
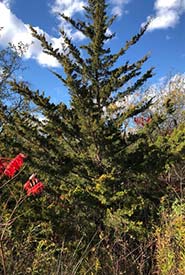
[0,153,44,197]
[134,116,151,127]
[24,173,44,196]
[4,153,26,178]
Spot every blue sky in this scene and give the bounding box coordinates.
[0,0,184,105]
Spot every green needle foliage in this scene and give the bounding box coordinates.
[1,0,184,273]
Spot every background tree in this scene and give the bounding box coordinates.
[0,39,36,158]
[0,41,30,112]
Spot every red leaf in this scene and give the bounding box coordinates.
[24,174,44,196]
[27,182,44,196]
[4,153,26,178]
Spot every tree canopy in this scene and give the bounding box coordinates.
[0,1,184,274]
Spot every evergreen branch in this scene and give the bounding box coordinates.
[106,54,149,78]
[114,68,154,101]
[30,26,81,76]
[59,13,89,37]
[60,13,103,43]
[49,70,66,85]
[59,29,85,69]
[10,80,57,111]
[9,81,76,136]
[116,97,154,127]
[100,68,143,103]
[104,22,150,68]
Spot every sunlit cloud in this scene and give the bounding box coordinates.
[0,1,87,67]
[50,0,86,40]
[51,0,85,17]
[0,3,60,67]
[111,0,131,16]
[0,0,12,8]
[148,0,185,31]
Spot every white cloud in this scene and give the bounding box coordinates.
[112,6,122,17]
[51,0,85,17]
[1,0,12,8]
[0,3,60,67]
[0,3,31,45]
[111,0,130,16]
[148,0,185,31]
[50,0,86,41]
[155,0,182,9]
[0,1,86,67]
[36,51,59,67]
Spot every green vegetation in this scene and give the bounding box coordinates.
[0,0,184,274]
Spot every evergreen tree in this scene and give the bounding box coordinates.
[5,0,178,273]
